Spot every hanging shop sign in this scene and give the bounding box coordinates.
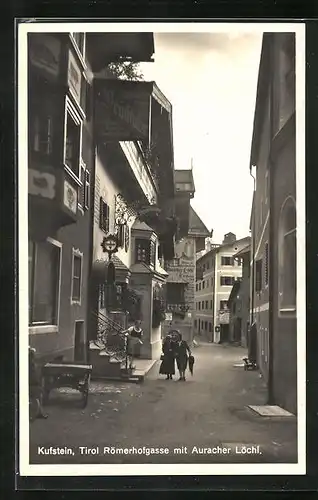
[67,50,82,105]
[94,79,153,141]
[28,169,56,199]
[63,180,77,214]
[29,34,61,79]
[218,311,230,324]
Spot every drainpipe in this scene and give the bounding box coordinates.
[267,36,275,405]
[249,166,256,328]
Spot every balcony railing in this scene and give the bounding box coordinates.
[166,303,190,313]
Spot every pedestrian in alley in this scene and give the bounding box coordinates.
[123,319,143,370]
[173,331,192,381]
[29,347,48,421]
[159,333,176,380]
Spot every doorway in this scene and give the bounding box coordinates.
[220,324,230,343]
[74,320,85,362]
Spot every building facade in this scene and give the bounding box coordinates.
[194,234,250,343]
[249,33,296,414]
[89,75,179,362]
[27,32,156,363]
[162,171,210,345]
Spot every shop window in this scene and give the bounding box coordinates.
[221,256,234,266]
[220,276,235,286]
[255,259,263,293]
[278,197,296,312]
[135,239,150,264]
[28,238,61,326]
[166,283,184,304]
[71,250,83,303]
[220,300,228,310]
[64,97,82,178]
[99,198,110,233]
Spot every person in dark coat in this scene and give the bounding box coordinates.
[174,331,191,381]
[159,334,176,380]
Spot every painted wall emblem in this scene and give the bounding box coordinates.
[64,180,77,214]
[29,169,56,199]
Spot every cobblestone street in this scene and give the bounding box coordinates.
[29,343,297,464]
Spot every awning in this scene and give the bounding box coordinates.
[92,256,131,285]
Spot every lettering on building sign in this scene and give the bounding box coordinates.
[96,86,149,140]
[68,51,82,104]
[29,35,61,78]
[29,169,56,199]
[64,180,77,214]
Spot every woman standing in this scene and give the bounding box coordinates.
[174,331,191,381]
[159,334,176,380]
[123,319,143,370]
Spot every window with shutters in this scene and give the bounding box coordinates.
[255,259,262,293]
[71,249,83,304]
[265,242,269,286]
[99,198,110,233]
[135,239,150,264]
[78,160,90,212]
[64,97,82,179]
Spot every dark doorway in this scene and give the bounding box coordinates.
[220,324,230,343]
[74,321,85,362]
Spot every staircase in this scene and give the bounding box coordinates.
[89,311,143,382]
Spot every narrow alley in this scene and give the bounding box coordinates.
[29,343,297,465]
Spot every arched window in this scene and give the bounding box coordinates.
[278,196,296,313]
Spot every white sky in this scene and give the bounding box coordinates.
[140,31,263,244]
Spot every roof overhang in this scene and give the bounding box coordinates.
[86,33,154,72]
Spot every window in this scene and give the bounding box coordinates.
[78,161,90,211]
[99,198,110,233]
[64,98,82,178]
[255,259,263,293]
[71,250,83,303]
[201,301,204,309]
[198,302,201,310]
[32,105,54,156]
[166,283,184,303]
[221,256,234,266]
[29,238,61,326]
[279,197,296,311]
[202,281,205,289]
[135,239,151,264]
[205,300,208,309]
[199,283,201,290]
[265,242,269,286]
[205,321,208,330]
[70,32,85,56]
[196,283,198,291]
[220,300,228,310]
[220,276,235,286]
[150,241,156,267]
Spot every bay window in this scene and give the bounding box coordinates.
[64,97,82,179]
